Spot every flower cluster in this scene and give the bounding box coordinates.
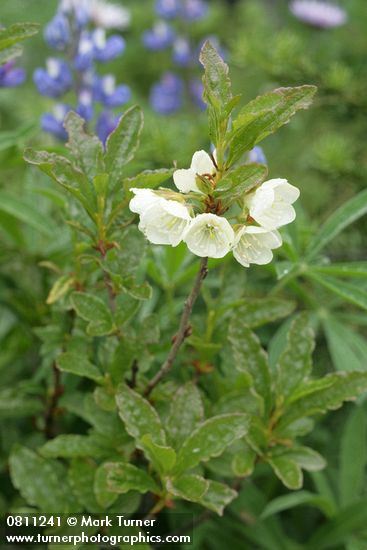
[0,60,25,88]
[289,1,347,29]
[143,0,214,114]
[129,150,299,268]
[33,0,131,143]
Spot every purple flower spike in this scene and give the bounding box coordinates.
[41,104,71,140]
[150,72,183,114]
[248,146,267,165]
[93,29,125,62]
[189,77,206,110]
[74,33,94,71]
[182,0,208,21]
[33,58,72,98]
[94,75,130,107]
[77,89,94,121]
[155,0,181,19]
[143,21,175,50]
[60,0,90,28]
[172,37,192,66]
[44,13,71,50]
[0,61,26,87]
[289,1,347,28]
[96,110,121,145]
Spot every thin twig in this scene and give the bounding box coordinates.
[144,257,208,397]
[44,363,64,439]
[127,359,139,389]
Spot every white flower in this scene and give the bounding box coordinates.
[90,0,131,29]
[173,150,216,193]
[233,226,282,268]
[139,198,192,246]
[289,1,347,29]
[183,213,234,258]
[245,178,300,230]
[129,188,160,215]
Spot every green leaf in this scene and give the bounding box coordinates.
[311,262,367,278]
[307,272,367,311]
[105,462,160,495]
[115,384,166,446]
[323,317,367,372]
[168,474,209,501]
[231,444,257,477]
[140,434,176,474]
[215,163,268,205]
[0,388,43,418]
[0,22,39,50]
[280,446,326,472]
[94,463,119,509]
[228,319,271,414]
[307,189,367,258]
[261,491,334,520]
[199,480,238,516]
[70,292,114,336]
[166,382,204,447]
[175,413,249,474]
[200,40,232,108]
[339,406,367,507]
[276,313,315,399]
[224,298,295,328]
[267,456,303,490]
[105,106,144,183]
[308,499,367,550]
[124,168,174,190]
[279,372,367,428]
[40,434,107,458]
[228,85,316,166]
[68,459,100,512]
[9,446,76,513]
[57,352,103,383]
[24,148,96,217]
[0,190,55,236]
[64,111,104,180]
[46,275,74,305]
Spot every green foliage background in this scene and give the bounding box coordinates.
[0,1,367,549]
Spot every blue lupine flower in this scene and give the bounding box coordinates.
[76,89,94,121]
[172,37,192,66]
[60,0,90,28]
[96,110,121,144]
[94,75,131,107]
[150,72,183,114]
[248,146,267,165]
[143,21,175,50]
[182,0,208,20]
[33,58,72,98]
[41,104,70,140]
[44,13,71,50]
[92,28,125,62]
[189,77,205,110]
[155,0,181,18]
[0,61,26,87]
[74,32,94,71]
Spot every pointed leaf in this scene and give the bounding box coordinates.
[175,413,249,474]
[267,456,303,490]
[57,352,103,383]
[307,273,367,311]
[140,434,176,474]
[215,163,268,205]
[70,292,114,336]
[115,384,166,446]
[307,189,367,258]
[64,111,104,180]
[105,106,144,182]
[166,382,204,447]
[276,313,315,399]
[105,462,160,495]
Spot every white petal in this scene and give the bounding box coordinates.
[233,225,281,267]
[140,198,191,246]
[190,150,215,176]
[254,203,296,230]
[274,182,300,203]
[248,187,275,218]
[173,168,200,193]
[129,188,159,215]
[184,213,234,258]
